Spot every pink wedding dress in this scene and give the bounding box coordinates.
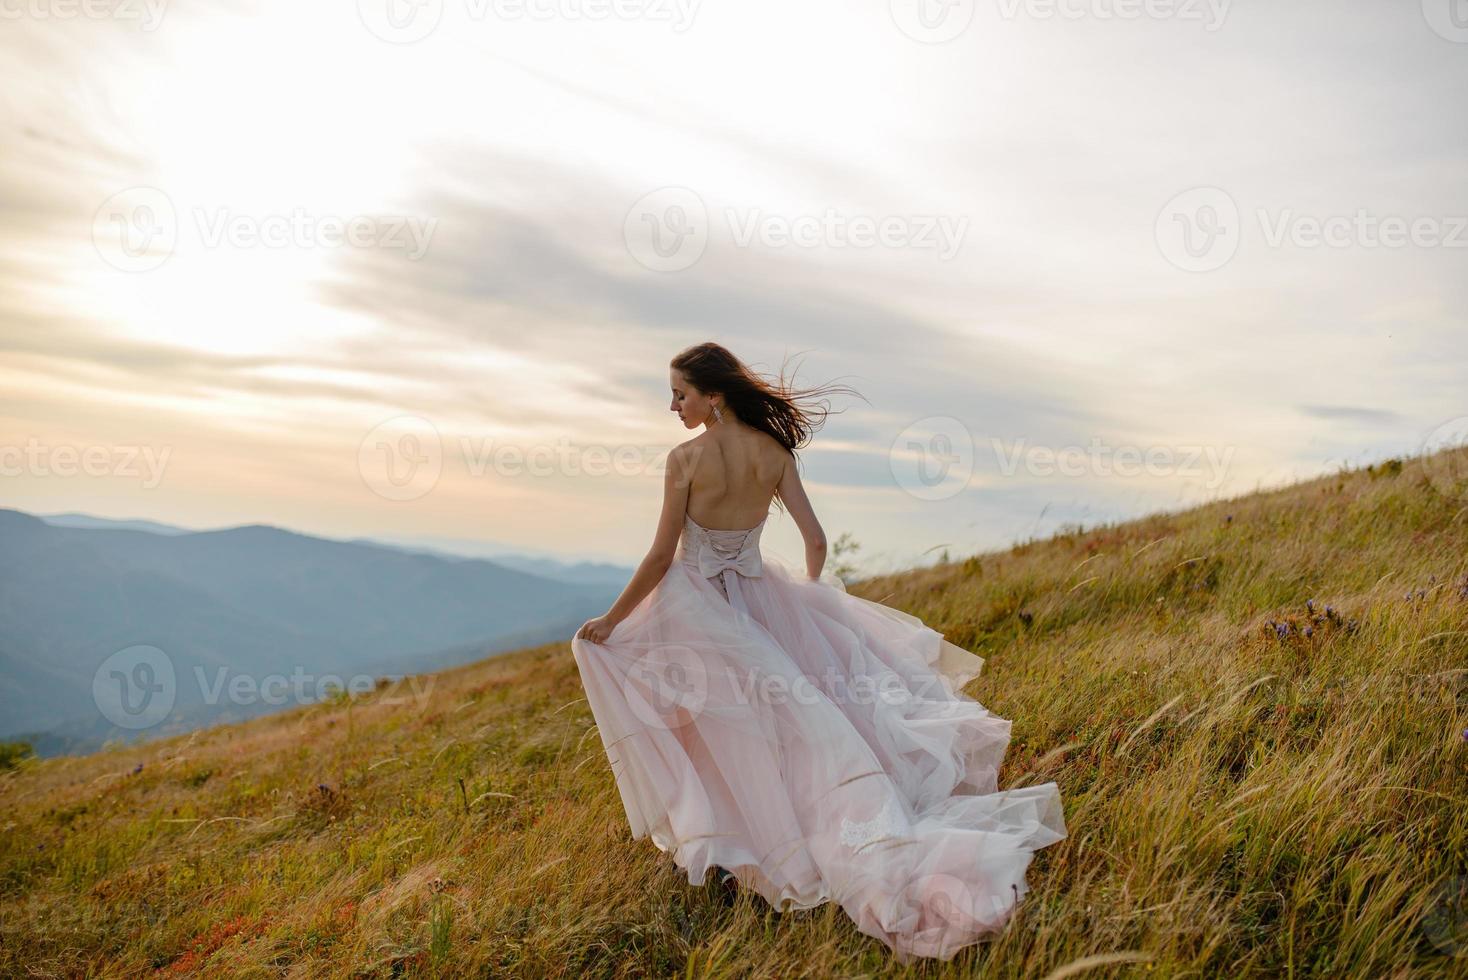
[570,512,1067,962]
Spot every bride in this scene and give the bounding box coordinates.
[572,342,1066,962]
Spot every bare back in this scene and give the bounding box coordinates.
[683,426,788,530]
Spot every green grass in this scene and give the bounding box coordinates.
[2,446,1466,977]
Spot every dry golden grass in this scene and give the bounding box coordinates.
[2,447,1466,978]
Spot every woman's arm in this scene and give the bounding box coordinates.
[598,443,697,628]
[776,449,826,580]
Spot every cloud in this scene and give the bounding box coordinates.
[1,0,1464,567]
[1297,405,1403,425]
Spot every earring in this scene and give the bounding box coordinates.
[712,403,724,424]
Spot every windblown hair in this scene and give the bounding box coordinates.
[670,341,866,465]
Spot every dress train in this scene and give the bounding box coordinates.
[571,513,1066,962]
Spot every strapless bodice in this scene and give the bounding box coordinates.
[677,514,767,613]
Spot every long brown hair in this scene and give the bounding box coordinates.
[670,341,867,464]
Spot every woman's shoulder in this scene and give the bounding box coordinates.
[760,431,795,463]
[744,425,790,453]
[677,426,790,460]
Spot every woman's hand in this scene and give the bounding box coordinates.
[576,614,618,644]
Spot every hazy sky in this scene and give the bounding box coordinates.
[1,0,1465,571]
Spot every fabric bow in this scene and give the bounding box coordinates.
[694,539,762,618]
[696,544,763,580]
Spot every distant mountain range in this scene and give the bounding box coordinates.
[1,509,629,757]
[39,512,633,588]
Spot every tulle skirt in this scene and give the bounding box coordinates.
[571,550,1067,962]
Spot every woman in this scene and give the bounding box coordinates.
[572,342,1066,962]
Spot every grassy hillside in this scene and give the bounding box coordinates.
[2,447,1466,978]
